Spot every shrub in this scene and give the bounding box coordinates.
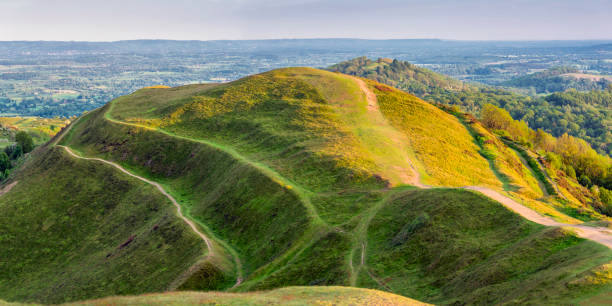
[0,152,9,172]
[15,131,34,153]
[579,174,592,187]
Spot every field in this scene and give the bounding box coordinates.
[0,116,69,145]
[562,73,612,82]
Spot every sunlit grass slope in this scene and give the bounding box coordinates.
[367,81,500,187]
[0,146,209,304]
[111,68,499,189]
[60,286,429,306]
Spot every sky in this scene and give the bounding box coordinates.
[1,0,611,41]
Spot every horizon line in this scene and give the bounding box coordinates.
[1,38,612,43]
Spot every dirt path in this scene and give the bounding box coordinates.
[512,149,549,197]
[351,77,612,250]
[59,145,214,250]
[58,145,243,286]
[0,181,18,196]
[464,186,612,248]
[351,76,426,188]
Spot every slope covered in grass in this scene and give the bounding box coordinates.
[0,146,209,304]
[368,81,500,187]
[361,189,612,305]
[110,68,498,189]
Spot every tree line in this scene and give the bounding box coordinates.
[481,104,612,212]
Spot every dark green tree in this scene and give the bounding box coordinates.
[0,152,9,172]
[15,131,34,153]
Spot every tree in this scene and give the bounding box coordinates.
[15,131,34,153]
[5,144,22,159]
[579,174,592,187]
[0,152,9,172]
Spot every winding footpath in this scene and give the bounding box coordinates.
[353,76,612,250]
[54,119,243,287]
[59,145,214,251]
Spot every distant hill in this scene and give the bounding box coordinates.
[2,68,612,305]
[502,67,612,94]
[329,57,467,95]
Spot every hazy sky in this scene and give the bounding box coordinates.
[1,0,611,41]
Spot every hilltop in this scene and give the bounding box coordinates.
[1,68,612,305]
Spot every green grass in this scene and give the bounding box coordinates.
[362,188,612,305]
[62,286,429,306]
[503,139,557,195]
[60,107,314,278]
[0,147,209,304]
[4,67,612,305]
[368,81,501,188]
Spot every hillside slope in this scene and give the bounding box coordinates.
[2,67,612,305]
[329,57,612,156]
[0,146,211,303]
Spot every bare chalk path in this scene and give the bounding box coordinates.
[59,145,214,251]
[58,145,244,286]
[352,76,612,250]
[464,186,612,248]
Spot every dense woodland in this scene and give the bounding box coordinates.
[329,57,612,156]
[480,104,612,213]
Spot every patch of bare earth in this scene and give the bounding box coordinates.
[0,181,17,196]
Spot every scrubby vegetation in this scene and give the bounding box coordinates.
[0,117,69,180]
[480,103,612,215]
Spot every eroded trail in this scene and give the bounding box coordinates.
[351,76,426,188]
[464,186,612,248]
[59,145,214,251]
[352,77,612,250]
[58,145,243,286]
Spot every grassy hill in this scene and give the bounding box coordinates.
[2,67,612,304]
[329,57,612,157]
